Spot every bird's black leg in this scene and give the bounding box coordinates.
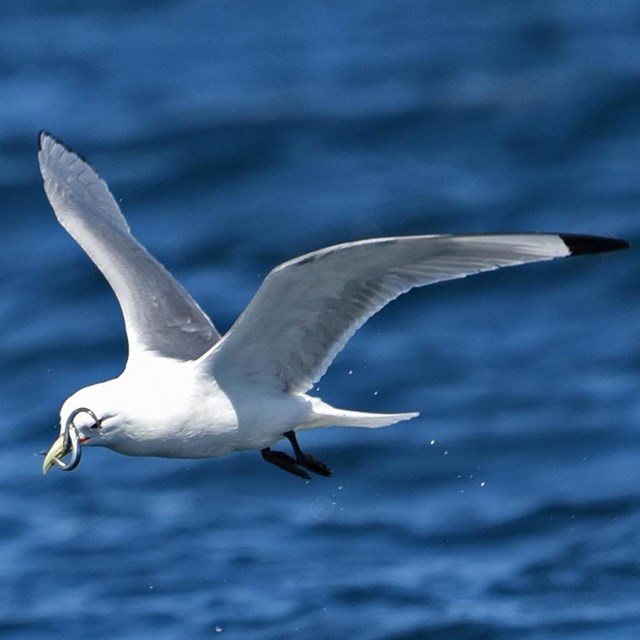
[261,447,310,480]
[284,431,332,477]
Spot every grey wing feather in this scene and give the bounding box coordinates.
[204,233,578,392]
[38,132,220,363]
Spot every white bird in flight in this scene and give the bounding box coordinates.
[39,131,628,479]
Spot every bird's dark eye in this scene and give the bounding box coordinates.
[67,407,102,431]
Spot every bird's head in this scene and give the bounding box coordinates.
[42,383,120,474]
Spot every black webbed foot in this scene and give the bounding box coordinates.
[261,448,310,480]
[284,431,333,477]
[296,452,332,477]
[261,431,333,480]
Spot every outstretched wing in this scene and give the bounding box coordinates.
[38,131,220,364]
[204,233,627,392]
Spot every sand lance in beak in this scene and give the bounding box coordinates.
[42,407,95,473]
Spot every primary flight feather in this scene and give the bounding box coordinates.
[38,131,628,479]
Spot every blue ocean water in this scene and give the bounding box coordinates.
[1,1,639,638]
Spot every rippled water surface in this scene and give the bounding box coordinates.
[1,2,639,638]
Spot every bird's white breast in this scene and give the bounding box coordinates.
[106,357,311,458]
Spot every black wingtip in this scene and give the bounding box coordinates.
[560,234,630,256]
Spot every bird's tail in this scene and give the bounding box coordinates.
[300,398,419,430]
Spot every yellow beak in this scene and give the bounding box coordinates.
[42,434,70,475]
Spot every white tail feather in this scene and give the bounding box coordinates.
[301,398,419,430]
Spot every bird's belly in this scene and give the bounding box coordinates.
[111,387,312,459]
